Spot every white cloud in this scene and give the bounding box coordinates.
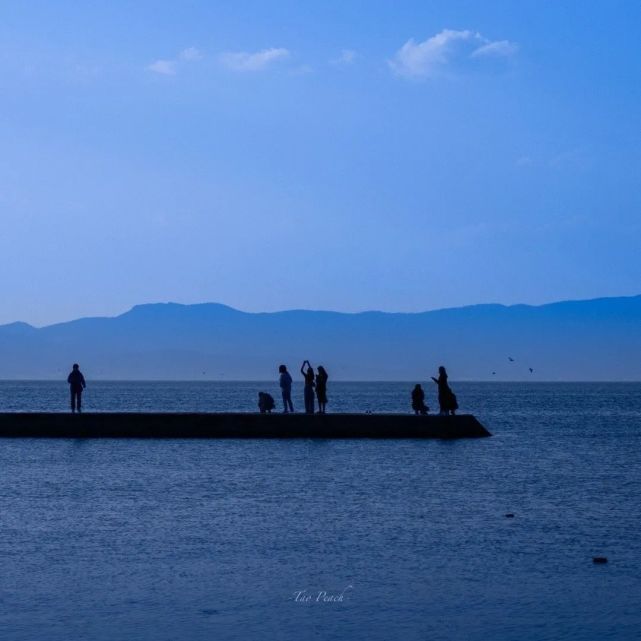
[147,59,177,75]
[147,46,203,75]
[471,40,518,58]
[331,49,357,65]
[389,29,517,78]
[179,46,203,62]
[219,47,290,72]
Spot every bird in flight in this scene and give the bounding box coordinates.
[529,367,534,373]
[508,357,515,362]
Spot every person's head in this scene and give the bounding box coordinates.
[439,366,446,375]
[317,366,326,376]
[414,383,421,390]
[73,363,79,370]
[278,364,287,373]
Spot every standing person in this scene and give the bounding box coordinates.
[411,384,428,415]
[300,360,315,414]
[431,366,458,415]
[67,363,86,414]
[315,366,329,414]
[278,365,294,413]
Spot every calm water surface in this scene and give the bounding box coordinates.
[0,382,640,641]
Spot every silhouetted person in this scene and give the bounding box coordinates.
[411,384,429,415]
[431,366,458,415]
[279,364,294,413]
[258,392,275,414]
[315,366,329,414]
[300,360,315,414]
[67,363,86,414]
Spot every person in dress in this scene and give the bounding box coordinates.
[278,365,294,413]
[315,366,329,414]
[300,360,315,414]
[411,384,428,415]
[431,366,458,415]
[67,363,86,414]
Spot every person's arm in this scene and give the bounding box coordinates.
[81,374,86,388]
[300,361,308,376]
[67,374,72,384]
[431,377,438,384]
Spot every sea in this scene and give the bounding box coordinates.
[0,381,640,641]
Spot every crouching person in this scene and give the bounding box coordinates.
[411,384,429,415]
[258,392,275,414]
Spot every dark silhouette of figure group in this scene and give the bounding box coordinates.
[275,362,329,414]
[410,367,458,415]
[268,360,329,414]
[67,361,459,416]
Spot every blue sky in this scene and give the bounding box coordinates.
[1,1,640,326]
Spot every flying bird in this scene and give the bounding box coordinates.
[508,357,515,362]
[529,367,534,373]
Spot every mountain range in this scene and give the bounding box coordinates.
[1,295,640,380]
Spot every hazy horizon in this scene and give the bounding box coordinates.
[3,292,641,329]
[2,294,640,381]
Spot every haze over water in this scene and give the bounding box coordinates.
[1,382,640,640]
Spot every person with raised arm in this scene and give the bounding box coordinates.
[431,366,458,416]
[300,360,315,414]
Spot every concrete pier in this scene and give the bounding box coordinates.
[0,412,490,439]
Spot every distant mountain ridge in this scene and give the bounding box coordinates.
[1,295,640,380]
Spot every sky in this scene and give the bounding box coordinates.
[1,0,640,326]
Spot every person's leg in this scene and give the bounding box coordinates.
[282,391,289,412]
[284,390,294,413]
[70,389,76,413]
[77,391,82,413]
